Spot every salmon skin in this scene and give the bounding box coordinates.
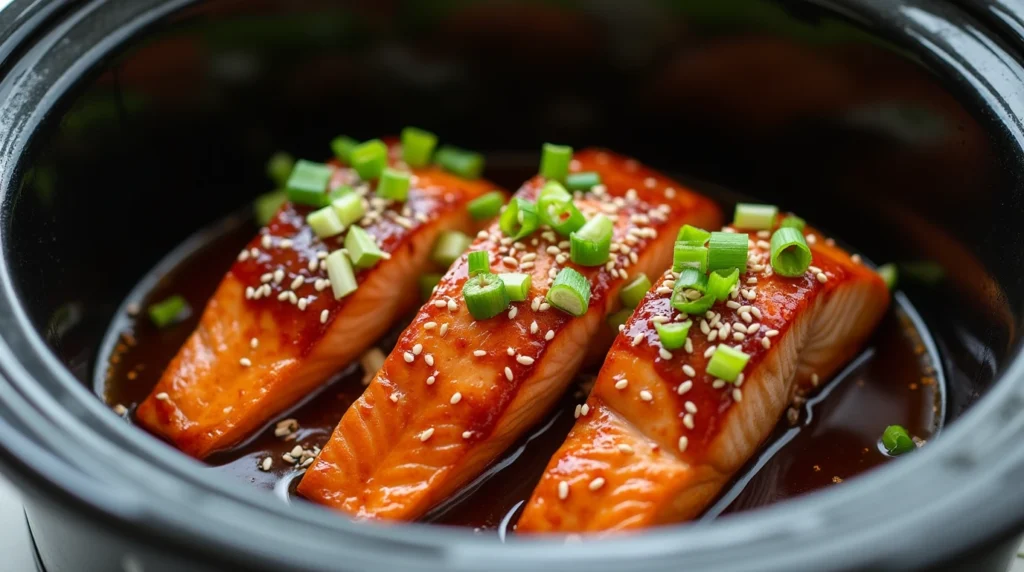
[136,140,498,459]
[298,149,722,520]
[517,225,889,533]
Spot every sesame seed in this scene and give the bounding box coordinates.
[631,333,643,346]
[574,404,582,418]
[618,444,635,454]
[683,413,695,429]
[237,357,252,368]
[290,276,304,290]
[659,348,673,360]
[545,330,555,341]
[751,307,762,319]
[426,375,436,385]
[539,303,551,311]
[580,404,590,416]
[677,380,693,395]
[817,272,828,284]
[277,291,289,302]
[678,436,689,452]
[558,481,570,500]
[740,311,752,323]
[419,428,435,442]
[404,352,415,363]
[704,346,717,358]
[682,364,696,377]
[448,299,458,311]
[508,306,518,319]
[589,477,606,491]
[708,330,719,342]
[505,367,514,381]
[684,401,697,414]
[450,392,463,405]
[762,337,771,349]
[811,373,820,385]
[530,321,539,334]
[308,259,319,272]
[766,329,779,337]
[651,316,670,324]
[462,431,473,439]
[615,379,629,390]
[685,338,693,353]
[261,235,272,249]
[290,445,303,457]
[506,347,515,356]
[531,297,542,311]
[516,355,535,365]
[639,390,653,402]
[712,380,726,389]
[260,272,273,283]
[297,298,308,311]
[433,300,447,308]
[424,321,437,330]
[732,388,743,402]
[440,323,449,336]
[502,256,518,267]
[320,309,329,324]
[273,269,285,283]
[473,350,486,357]
[250,247,260,258]
[733,332,745,342]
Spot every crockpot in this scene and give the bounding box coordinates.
[1,0,1023,570]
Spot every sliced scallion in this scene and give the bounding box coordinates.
[878,263,897,290]
[546,267,591,317]
[538,181,585,236]
[770,227,812,277]
[286,160,334,207]
[540,143,572,182]
[431,230,472,268]
[619,273,651,308]
[676,267,708,294]
[779,215,806,231]
[673,242,708,273]
[253,190,286,226]
[326,250,358,299]
[655,320,691,350]
[565,171,601,191]
[468,191,505,220]
[672,291,715,315]
[436,145,485,179]
[266,151,295,187]
[344,226,384,269]
[500,273,532,301]
[677,224,711,245]
[570,214,613,266]
[499,197,539,240]
[148,295,190,328]
[377,168,411,202]
[401,126,437,168]
[881,424,915,455]
[331,193,365,227]
[467,250,490,276]
[708,268,739,301]
[330,135,359,164]
[707,231,748,273]
[307,206,345,238]
[607,308,634,331]
[733,203,778,230]
[350,139,389,181]
[462,273,510,320]
[706,345,750,382]
[419,273,442,300]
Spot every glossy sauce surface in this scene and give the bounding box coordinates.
[99,197,941,535]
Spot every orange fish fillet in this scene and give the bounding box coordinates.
[298,149,722,519]
[517,225,888,533]
[136,140,497,459]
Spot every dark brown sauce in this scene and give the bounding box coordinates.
[97,204,941,536]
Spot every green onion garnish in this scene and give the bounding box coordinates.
[253,190,286,226]
[779,215,805,231]
[677,224,711,245]
[286,160,334,207]
[770,227,812,277]
[499,197,539,240]
[673,242,708,273]
[570,214,613,266]
[148,295,190,328]
[419,273,442,300]
[619,273,651,309]
[377,168,411,202]
[655,320,691,350]
[565,171,601,191]
[500,273,532,301]
[607,308,634,331]
[706,345,750,382]
[708,268,739,301]
[676,267,709,294]
[331,193,365,227]
[330,135,359,164]
[467,250,490,276]
[462,273,510,320]
[306,206,345,238]
[733,203,778,230]
[881,424,915,455]
[468,191,505,220]
[431,230,472,268]
[540,142,573,182]
[266,151,295,187]
[401,127,438,168]
[672,290,715,315]
[326,250,358,299]
[344,226,384,269]
[546,267,591,317]
[436,145,485,179]
[878,263,897,290]
[707,231,748,273]
[538,181,586,236]
[350,139,389,181]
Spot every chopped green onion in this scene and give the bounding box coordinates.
[401,127,438,168]
[499,197,539,240]
[467,250,490,276]
[676,267,708,294]
[266,151,295,187]
[607,308,633,331]
[331,193,365,227]
[436,145,485,179]
[253,190,286,225]
[468,191,505,220]
[779,215,805,231]
[707,231,748,273]
[462,273,510,320]
[673,242,708,273]
[540,143,573,182]
[706,345,750,382]
[286,160,334,207]
[419,273,442,300]
[655,320,691,350]
[306,206,345,238]
[677,224,711,245]
[500,273,532,301]
[672,291,715,315]
[619,273,651,308]
[330,135,359,164]
[377,168,411,202]
[565,171,601,191]
[770,227,812,277]
[344,226,384,269]
[546,268,591,317]
[350,139,389,180]
[148,295,190,328]
[881,424,915,455]
[570,214,613,266]
[733,203,778,230]
[326,250,358,299]
[708,268,739,301]
[538,181,585,236]
[431,230,472,268]
[878,263,897,290]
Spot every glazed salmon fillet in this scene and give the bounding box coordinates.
[136,141,497,459]
[298,150,722,519]
[517,225,888,533]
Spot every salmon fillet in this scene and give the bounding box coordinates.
[297,149,722,519]
[136,140,498,459]
[517,225,889,533]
